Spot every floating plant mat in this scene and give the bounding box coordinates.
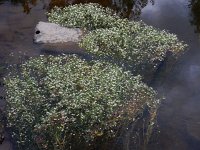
[48,3,187,81]
[4,55,159,150]
[2,3,188,150]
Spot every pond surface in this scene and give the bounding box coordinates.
[141,0,200,149]
[0,0,200,149]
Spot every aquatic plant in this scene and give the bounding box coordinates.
[48,3,122,30]
[48,3,187,76]
[80,21,187,75]
[5,55,159,150]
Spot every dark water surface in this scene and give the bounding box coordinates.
[141,0,200,149]
[0,0,200,149]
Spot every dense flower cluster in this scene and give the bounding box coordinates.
[5,55,159,150]
[48,3,122,30]
[80,21,187,74]
[48,3,187,76]
[3,3,187,150]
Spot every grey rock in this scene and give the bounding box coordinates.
[34,22,83,43]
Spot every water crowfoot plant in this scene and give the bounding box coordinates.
[5,55,159,150]
[48,3,122,30]
[4,3,187,150]
[80,21,187,76]
[48,3,187,78]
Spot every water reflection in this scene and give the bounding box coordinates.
[0,0,6,5]
[67,0,154,19]
[189,0,200,33]
[2,0,154,19]
[141,0,200,149]
[7,0,38,14]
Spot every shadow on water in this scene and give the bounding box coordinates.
[1,0,200,149]
[1,0,155,19]
[66,0,154,19]
[141,0,200,149]
[189,0,200,33]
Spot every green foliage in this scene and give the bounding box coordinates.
[48,3,187,76]
[80,21,187,74]
[5,55,159,150]
[3,3,186,149]
[47,3,122,30]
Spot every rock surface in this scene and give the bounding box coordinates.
[34,22,83,43]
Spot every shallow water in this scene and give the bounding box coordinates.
[0,0,200,149]
[141,0,200,149]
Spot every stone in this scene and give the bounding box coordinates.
[34,21,83,43]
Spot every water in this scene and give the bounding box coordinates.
[0,0,200,149]
[141,0,200,149]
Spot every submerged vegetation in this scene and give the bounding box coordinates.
[5,55,159,149]
[3,3,187,150]
[80,23,186,75]
[48,3,187,75]
[48,3,121,30]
